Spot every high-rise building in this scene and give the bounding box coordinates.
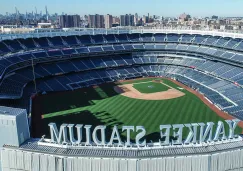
[112,16,120,25]
[142,15,149,24]
[45,6,49,21]
[88,14,105,28]
[88,15,96,28]
[59,15,80,28]
[134,13,139,26]
[125,14,130,26]
[105,14,113,28]
[179,13,191,22]
[120,14,135,26]
[120,15,126,26]
[129,14,135,26]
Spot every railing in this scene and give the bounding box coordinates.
[1,27,243,40]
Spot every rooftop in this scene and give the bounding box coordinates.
[0,106,26,116]
[3,137,243,158]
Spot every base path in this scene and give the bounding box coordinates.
[114,83,185,100]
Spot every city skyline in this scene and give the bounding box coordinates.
[1,0,243,17]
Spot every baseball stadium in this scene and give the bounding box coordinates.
[0,29,243,171]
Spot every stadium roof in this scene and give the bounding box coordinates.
[1,28,243,41]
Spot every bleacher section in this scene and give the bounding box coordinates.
[0,33,243,120]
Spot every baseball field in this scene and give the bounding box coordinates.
[32,77,242,141]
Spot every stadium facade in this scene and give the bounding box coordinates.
[0,28,243,171]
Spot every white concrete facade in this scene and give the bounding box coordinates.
[1,147,243,171]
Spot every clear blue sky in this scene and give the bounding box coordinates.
[1,0,243,17]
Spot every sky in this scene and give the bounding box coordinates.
[1,0,243,17]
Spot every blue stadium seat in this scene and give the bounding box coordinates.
[194,35,208,44]
[214,37,230,47]
[113,45,124,51]
[166,44,177,50]
[181,34,194,43]
[127,33,140,42]
[47,50,63,57]
[45,79,66,91]
[88,71,101,79]
[141,56,150,63]
[133,56,143,64]
[112,56,127,65]
[133,44,144,49]
[35,37,50,48]
[62,48,78,55]
[76,35,92,45]
[144,44,155,49]
[224,38,240,49]
[213,50,225,57]
[166,34,181,42]
[0,42,11,53]
[56,61,78,72]
[0,78,24,97]
[234,41,243,51]
[221,52,235,59]
[155,44,166,49]
[197,46,209,53]
[3,40,23,51]
[71,60,89,71]
[41,63,63,75]
[103,34,117,43]
[154,33,166,42]
[0,63,6,76]
[90,35,105,44]
[231,54,243,62]
[203,36,220,45]
[34,65,51,77]
[76,47,89,53]
[19,53,34,61]
[114,34,129,43]
[140,33,153,42]
[102,57,117,67]
[102,45,114,51]
[7,56,23,64]
[187,45,199,51]
[61,36,78,46]
[89,46,103,52]
[66,74,82,82]
[91,58,107,68]
[96,70,109,78]
[32,51,48,58]
[123,44,134,50]
[82,59,96,69]
[121,55,135,64]
[37,80,53,92]
[177,44,188,50]
[18,38,37,49]
[47,36,64,46]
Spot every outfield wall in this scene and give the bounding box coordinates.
[1,146,243,171]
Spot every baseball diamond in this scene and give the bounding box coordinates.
[31,77,241,140]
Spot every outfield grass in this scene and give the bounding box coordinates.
[132,81,169,93]
[38,78,242,140]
